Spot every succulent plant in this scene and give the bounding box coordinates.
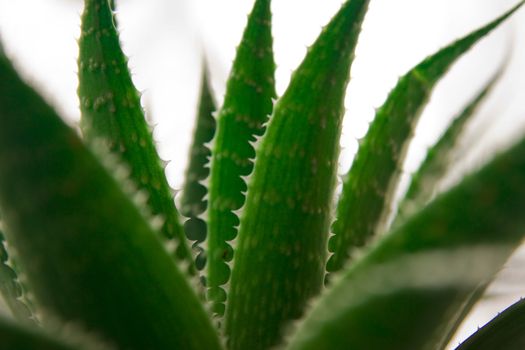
[0,0,525,349]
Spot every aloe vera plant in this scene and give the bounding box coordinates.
[0,0,524,349]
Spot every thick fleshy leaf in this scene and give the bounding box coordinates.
[389,69,504,345]
[397,66,504,220]
[285,134,525,350]
[207,0,276,316]
[455,298,525,350]
[326,1,524,275]
[226,1,370,349]
[77,0,194,273]
[0,47,223,350]
[180,68,216,271]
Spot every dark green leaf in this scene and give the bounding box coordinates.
[456,298,525,350]
[0,46,223,350]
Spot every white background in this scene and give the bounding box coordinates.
[1,0,525,347]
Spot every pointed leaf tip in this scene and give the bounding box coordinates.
[397,61,506,222]
[78,0,195,272]
[180,66,217,271]
[207,0,276,317]
[226,0,370,349]
[327,0,524,276]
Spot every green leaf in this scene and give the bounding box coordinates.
[0,46,223,350]
[455,298,525,350]
[225,1,370,349]
[392,66,505,343]
[180,67,216,271]
[207,0,276,316]
[77,0,195,273]
[0,228,35,323]
[0,315,101,350]
[326,2,524,275]
[285,133,525,350]
[397,65,504,221]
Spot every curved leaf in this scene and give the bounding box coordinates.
[455,298,525,350]
[226,1,370,349]
[77,0,195,273]
[206,0,276,316]
[391,68,505,346]
[327,1,524,275]
[285,133,525,350]
[0,46,223,350]
[398,65,504,220]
